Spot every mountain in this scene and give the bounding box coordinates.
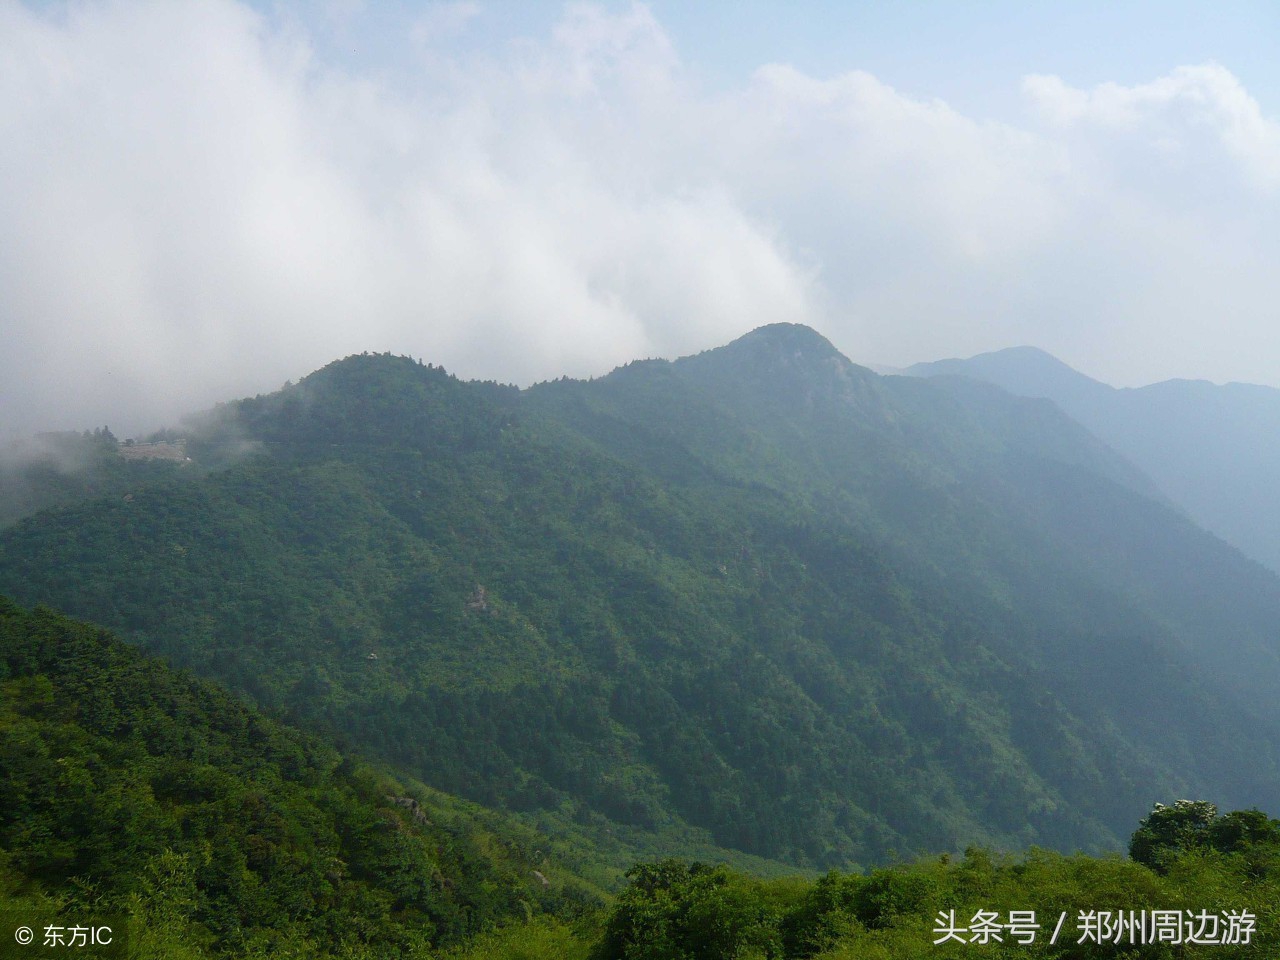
[0,428,191,530]
[906,346,1280,574]
[904,346,1113,411]
[0,595,602,957]
[8,606,1280,960]
[4,326,1280,869]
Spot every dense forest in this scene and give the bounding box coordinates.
[5,326,1280,866]
[0,428,188,528]
[0,597,602,957]
[6,324,1280,955]
[5,599,1280,958]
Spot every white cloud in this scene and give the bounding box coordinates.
[0,0,813,437]
[1024,64,1280,192]
[1,1,1279,438]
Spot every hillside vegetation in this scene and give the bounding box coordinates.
[7,597,1280,959]
[5,325,1280,868]
[0,596,602,958]
[907,345,1280,574]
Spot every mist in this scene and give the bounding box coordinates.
[3,1,1280,440]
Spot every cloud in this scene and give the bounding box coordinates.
[1015,65,1280,376]
[0,0,816,438]
[1,1,1279,439]
[410,2,481,51]
[1024,64,1280,192]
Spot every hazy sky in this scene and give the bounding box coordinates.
[4,1,1280,439]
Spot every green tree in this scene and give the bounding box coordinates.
[591,860,782,960]
[1129,799,1218,871]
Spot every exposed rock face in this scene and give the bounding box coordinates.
[387,795,432,826]
[466,584,489,612]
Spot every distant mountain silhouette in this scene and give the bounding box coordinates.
[907,348,1280,574]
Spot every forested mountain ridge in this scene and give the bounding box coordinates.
[906,345,1280,574]
[531,326,1280,719]
[0,427,190,530]
[4,324,1280,869]
[0,596,601,957]
[12,591,1280,960]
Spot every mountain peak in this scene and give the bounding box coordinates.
[682,323,859,383]
[666,323,888,426]
[732,323,844,359]
[904,345,1111,404]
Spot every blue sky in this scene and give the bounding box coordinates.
[658,1,1280,102]
[276,1,1280,114]
[4,1,1280,437]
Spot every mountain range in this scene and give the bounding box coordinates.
[906,346,1280,574]
[3,323,1280,873]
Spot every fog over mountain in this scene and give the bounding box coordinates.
[11,5,1280,956]
[907,347,1280,574]
[4,2,1280,440]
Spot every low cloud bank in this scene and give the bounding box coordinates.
[3,2,1278,437]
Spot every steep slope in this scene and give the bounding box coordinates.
[3,332,1280,869]
[907,346,1280,574]
[534,328,1280,707]
[0,596,600,957]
